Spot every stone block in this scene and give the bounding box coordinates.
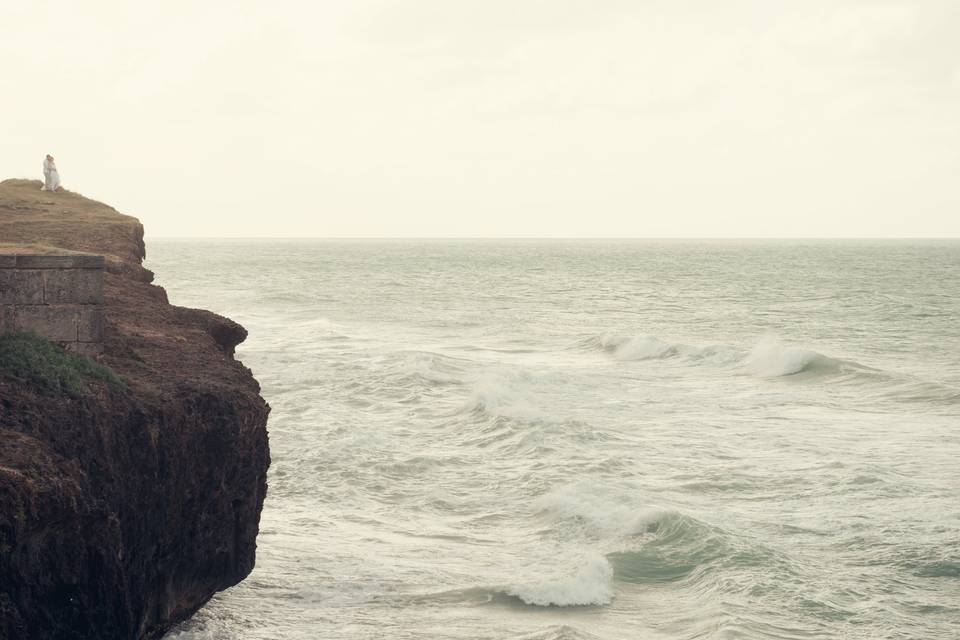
[15,255,105,269]
[77,307,104,342]
[15,305,79,342]
[44,269,104,304]
[0,256,17,268]
[0,269,45,304]
[67,341,103,357]
[0,305,13,334]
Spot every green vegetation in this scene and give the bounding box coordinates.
[0,331,124,396]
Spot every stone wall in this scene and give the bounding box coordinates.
[0,254,105,356]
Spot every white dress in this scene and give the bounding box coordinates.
[42,158,61,192]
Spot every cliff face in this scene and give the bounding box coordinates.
[0,180,270,639]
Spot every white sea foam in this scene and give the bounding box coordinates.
[535,483,672,537]
[596,333,865,379]
[590,333,740,365]
[392,350,467,385]
[745,337,833,377]
[588,332,858,377]
[610,335,678,361]
[165,619,228,640]
[506,554,614,607]
[464,370,547,421]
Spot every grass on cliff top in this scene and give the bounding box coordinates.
[0,331,124,396]
[0,242,91,255]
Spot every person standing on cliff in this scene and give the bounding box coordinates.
[42,154,61,192]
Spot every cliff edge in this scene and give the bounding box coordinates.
[0,180,270,639]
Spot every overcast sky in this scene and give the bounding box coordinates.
[2,1,958,237]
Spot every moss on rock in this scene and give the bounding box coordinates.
[0,331,123,395]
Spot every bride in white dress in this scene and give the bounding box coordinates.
[42,154,61,192]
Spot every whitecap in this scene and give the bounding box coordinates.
[462,370,547,421]
[744,337,836,377]
[580,332,740,366]
[611,335,678,361]
[506,554,614,607]
[534,482,672,537]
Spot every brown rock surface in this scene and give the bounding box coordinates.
[0,179,271,639]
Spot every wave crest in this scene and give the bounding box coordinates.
[505,554,614,607]
[580,332,862,379]
[535,482,673,536]
[745,338,841,377]
[462,370,547,421]
[577,332,740,365]
[533,483,783,585]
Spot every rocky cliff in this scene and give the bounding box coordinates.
[0,179,270,639]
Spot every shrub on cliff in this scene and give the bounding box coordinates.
[0,331,123,395]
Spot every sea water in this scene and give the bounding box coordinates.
[150,240,960,639]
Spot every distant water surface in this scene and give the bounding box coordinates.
[149,240,960,640]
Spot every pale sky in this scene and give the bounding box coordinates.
[2,1,958,238]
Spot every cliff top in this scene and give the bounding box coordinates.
[0,177,258,399]
[0,179,133,224]
[0,179,145,267]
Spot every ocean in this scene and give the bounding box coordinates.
[150,240,960,640]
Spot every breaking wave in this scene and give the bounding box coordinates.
[533,483,788,587]
[576,332,899,380]
[461,370,548,422]
[505,555,614,607]
[534,482,675,537]
[744,337,844,377]
[577,333,739,364]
